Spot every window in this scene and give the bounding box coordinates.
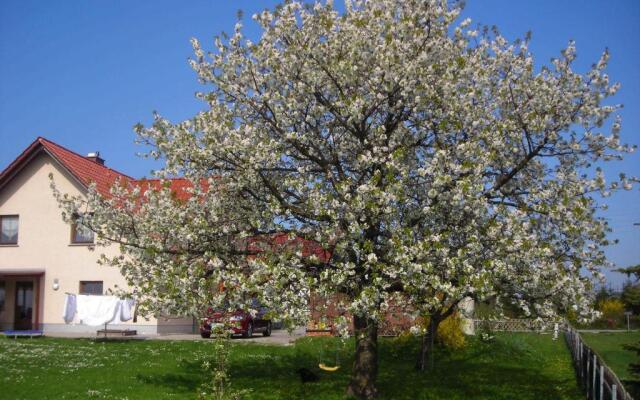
[0,215,19,244]
[71,213,94,244]
[79,281,103,295]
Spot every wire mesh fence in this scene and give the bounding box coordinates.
[473,318,553,332]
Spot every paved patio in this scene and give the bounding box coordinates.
[43,327,306,345]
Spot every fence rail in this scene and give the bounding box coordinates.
[565,326,633,400]
[473,318,553,332]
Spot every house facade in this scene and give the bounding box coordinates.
[0,137,194,334]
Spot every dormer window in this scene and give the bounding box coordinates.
[71,213,94,244]
[0,215,19,245]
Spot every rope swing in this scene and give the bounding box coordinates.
[318,337,342,372]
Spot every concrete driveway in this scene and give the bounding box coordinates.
[148,327,306,345]
[45,327,307,346]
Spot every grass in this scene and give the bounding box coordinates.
[0,332,582,400]
[581,331,640,396]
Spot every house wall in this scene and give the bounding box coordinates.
[0,152,183,334]
[157,316,197,334]
[308,293,476,336]
[309,294,419,336]
[0,279,17,330]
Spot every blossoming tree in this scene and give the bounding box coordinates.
[53,0,636,398]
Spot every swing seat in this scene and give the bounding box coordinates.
[318,363,340,372]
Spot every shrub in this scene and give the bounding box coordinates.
[476,322,495,343]
[622,283,640,314]
[198,334,250,400]
[409,312,466,351]
[596,298,625,328]
[436,313,466,350]
[390,329,418,355]
[625,341,640,375]
[565,308,578,325]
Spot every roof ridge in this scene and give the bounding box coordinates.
[0,138,41,183]
[135,177,189,182]
[0,137,193,198]
[38,137,134,180]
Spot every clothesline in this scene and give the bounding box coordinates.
[63,293,136,327]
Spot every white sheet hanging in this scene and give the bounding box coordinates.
[62,293,77,323]
[76,295,121,326]
[119,298,135,322]
[63,294,136,326]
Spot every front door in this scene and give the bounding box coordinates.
[14,281,33,330]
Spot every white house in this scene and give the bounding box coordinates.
[0,137,194,334]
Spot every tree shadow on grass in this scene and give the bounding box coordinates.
[136,371,204,394]
[134,339,352,399]
[377,358,578,400]
[228,339,353,400]
[135,357,206,395]
[376,337,581,400]
[136,339,352,400]
[133,336,582,400]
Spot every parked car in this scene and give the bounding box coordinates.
[200,307,272,338]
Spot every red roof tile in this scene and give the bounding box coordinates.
[0,137,125,195]
[38,138,133,196]
[136,178,201,200]
[0,137,197,199]
[134,178,211,201]
[247,232,332,263]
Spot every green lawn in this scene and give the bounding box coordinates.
[0,333,581,400]
[581,331,640,396]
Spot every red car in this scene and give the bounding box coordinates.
[200,308,272,338]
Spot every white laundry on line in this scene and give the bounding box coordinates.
[62,293,77,323]
[77,295,121,326]
[62,293,136,326]
[119,298,135,322]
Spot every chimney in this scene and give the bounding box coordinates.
[86,151,105,165]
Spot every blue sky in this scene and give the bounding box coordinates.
[1,1,638,285]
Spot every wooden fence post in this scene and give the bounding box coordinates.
[599,365,604,400]
[581,342,585,383]
[576,332,579,363]
[565,327,629,400]
[592,354,597,400]
[612,384,617,400]
[587,349,591,394]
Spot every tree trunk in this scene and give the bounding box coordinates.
[416,317,440,372]
[346,315,379,399]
